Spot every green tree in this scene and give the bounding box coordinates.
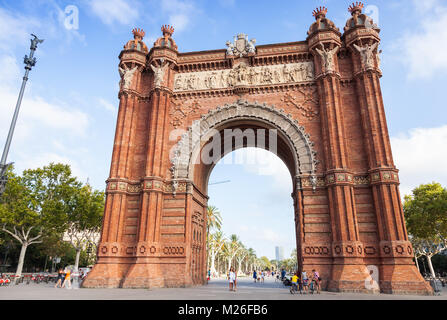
[63,183,104,271]
[259,256,271,270]
[404,182,447,278]
[0,163,78,279]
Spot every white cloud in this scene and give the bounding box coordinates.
[232,148,292,193]
[15,152,87,183]
[0,55,21,87]
[0,8,41,53]
[160,0,200,32]
[391,125,447,197]
[89,0,139,26]
[0,86,89,139]
[98,98,117,113]
[395,2,447,79]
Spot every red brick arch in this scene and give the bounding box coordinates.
[170,99,318,194]
[83,6,432,294]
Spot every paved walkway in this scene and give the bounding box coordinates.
[0,276,445,300]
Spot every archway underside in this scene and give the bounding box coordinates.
[193,121,297,194]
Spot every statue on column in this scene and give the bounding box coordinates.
[315,43,339,73]
[353,42,379,70]
[119,65,139,89]
[151,58,167,88]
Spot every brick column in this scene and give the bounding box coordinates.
[346,24,432,294]
[83,48,146,288]
[308,21,372,291]
[121,52,182,287]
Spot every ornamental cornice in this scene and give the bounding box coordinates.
[353,68,382,79]
[118,89,143,99]
[368,169,400,185]
[379,240,413,259]
[343,27,380,48]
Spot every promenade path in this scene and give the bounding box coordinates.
[0,276,445,300]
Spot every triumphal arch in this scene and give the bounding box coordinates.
[83,3,432,294]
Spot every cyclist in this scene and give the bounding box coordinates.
[290,272,300,294]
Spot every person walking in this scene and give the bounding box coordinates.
[261,271,265,283]
[54,268,64,288]
[61,267,72,289]
[253,270,257,283]
[312,269,321,294]
[301,270,309,294]
[228,267,236,291]
[281,268,286,281]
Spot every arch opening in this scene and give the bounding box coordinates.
[206,147,296,279]
[169,100,318,285]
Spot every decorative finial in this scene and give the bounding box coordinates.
[161,24,175,37]
[348,2,364,15]
[132,28,145,40]
[312,6,328,20]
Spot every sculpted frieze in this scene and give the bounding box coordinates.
[173,61,314,92]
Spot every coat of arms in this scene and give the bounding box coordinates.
[226,33,256,57]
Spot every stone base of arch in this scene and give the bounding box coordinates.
[327,263,380,294]
[378,264,433,295]
[83,262,197,289]
[324,263,432,295]
[82,263,131,288]
[121,263,195,289]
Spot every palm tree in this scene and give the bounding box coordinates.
[206,206,222,274]
[208,231,225,276]
[246,248,256,272]
[206,206,222,236]
[224,234,242,272]
[235,243,248,276]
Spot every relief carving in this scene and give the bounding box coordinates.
[353,43,378,70]
[281,92,319,120]
[174,61,314,92]
[170,99,201,129]
[151,58,167,87]
[314,44,339,73]
[118,65,138,90]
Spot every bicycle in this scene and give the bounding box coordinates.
[309,280,314,294]
[290,282,302,294]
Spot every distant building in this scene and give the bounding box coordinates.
[275,246,284,261]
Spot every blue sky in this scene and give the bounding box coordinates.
[1,0,447,259]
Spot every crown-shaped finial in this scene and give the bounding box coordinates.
[312,6,328,19]
[132,28,145,39]
[348,2,364,15]
[161,24,175,36]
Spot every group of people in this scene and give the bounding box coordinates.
[54,268,72,289]
[252,270,274,283]
[290,269,321,294]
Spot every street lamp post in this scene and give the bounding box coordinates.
[0,34,44,197]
